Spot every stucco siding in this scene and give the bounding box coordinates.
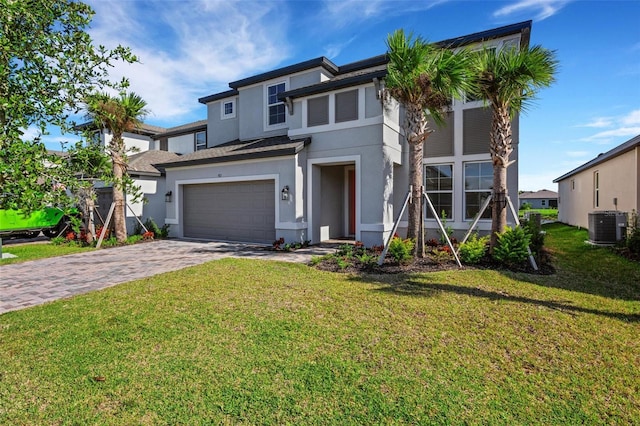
[168,133,195,154]
[206,100,239,146]
[557,148,639,228]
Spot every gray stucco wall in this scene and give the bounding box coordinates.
[207,99,240,146]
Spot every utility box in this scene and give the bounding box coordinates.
[588,211,627,244]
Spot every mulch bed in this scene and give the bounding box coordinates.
[312,248,556,276]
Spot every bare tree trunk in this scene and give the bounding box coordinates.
[108,132,129,244]
[489,105,514,250]
[405,104,429,258]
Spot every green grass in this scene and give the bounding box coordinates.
[0,224,638,424]
[519,208,558,221]
[0,241,93,265]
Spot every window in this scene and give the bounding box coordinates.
[267,82,286,126]
[571,179,575,190]
[335,90,358,122]
[307,95,329,127]
[464,162,493,219]
[221,99,235,119]
[541,200,546,206]
[195,131,206,151]
[594,171,599,208]
[425,164,453,219]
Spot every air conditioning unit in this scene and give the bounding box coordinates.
[588,211,627,244]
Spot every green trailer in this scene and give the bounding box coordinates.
[0,207,69,239]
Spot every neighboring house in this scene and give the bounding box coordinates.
[154,21,531,246]
[554,134,640,229]
[152,120,208,154]
[519,189,558,209]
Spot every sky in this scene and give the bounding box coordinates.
[36,0,640,191]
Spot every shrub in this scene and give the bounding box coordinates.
[458,233,489,264]
[521,202,532,210]
[521,217,545,255]
[134,218,170,239]
[493,226,531,267]
[388,236,414,264]
[625,210,640,255]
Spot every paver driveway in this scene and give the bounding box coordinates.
[0,239,335,315]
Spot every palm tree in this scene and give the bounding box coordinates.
[85,92,148,243]
[385,29,470,257]
[470,45,558,249]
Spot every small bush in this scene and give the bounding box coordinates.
[521,202,532,210]
[134,218,170,239]
[458,234,489,264]
[521,217,545,255]
[625,210,640,255]
[493,226,531,267]
[388,236,414,264]
[50,236,66,246]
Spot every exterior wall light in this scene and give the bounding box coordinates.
[165,190,172,203]
[281,185,290,201]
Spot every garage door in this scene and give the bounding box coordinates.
[183,180,275,243]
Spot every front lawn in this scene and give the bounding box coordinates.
[0,241,93,265]
[0,224,638,424]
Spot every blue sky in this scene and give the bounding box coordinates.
[36,0,640,191]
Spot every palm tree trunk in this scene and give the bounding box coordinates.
[109,133,128,243]
[405,104,427,257]
[489,105,513,250]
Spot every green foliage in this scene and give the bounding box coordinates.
[134,218,170,239]
[493,226,531,266]
[0,0,136,212]
[520,202,532,210]
[625,210,640,255]
[126,234,143,244]
[388,236,415,264]
[521,217,545,255]
[458,234,489,264]
[439,209,454,244]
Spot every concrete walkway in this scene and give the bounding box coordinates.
[0,239,336,315]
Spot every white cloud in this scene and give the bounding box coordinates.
[578,117,614,128]
[493,0,571,21]
[585,127,640,141]
[86,0,290,124]
[621,109,640,126]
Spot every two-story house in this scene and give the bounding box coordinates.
[156,21,530,246]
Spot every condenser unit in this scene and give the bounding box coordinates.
[588,211,627,244]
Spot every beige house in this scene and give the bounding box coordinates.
[554,135,640,228]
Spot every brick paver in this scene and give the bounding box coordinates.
[0,239,334,315]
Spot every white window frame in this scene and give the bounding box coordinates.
[425,163,454,220]
[464,161,493,220]
[220,98,236,120]
[195,131,207,151]
[264,81,287,130]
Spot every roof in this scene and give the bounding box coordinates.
[519,189,558,199]
[152,119,207,139]
[198,21,532,106]
[553,134,640,182]
[128,150,181,176]
[74,121,167,136]
[198,89,239,105]
[228,57,339,90]
[155,135,311,169]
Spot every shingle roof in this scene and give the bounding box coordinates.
[519,189,558,199]
[198,21,532,105]
[155,135,311,169]
[553,134,640,182]
[152,120,207,139]
[128,150,181,176]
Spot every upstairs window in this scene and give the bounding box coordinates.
[267,82,286,126]
[221,99,236,119]
[335,89,358,123]
[307,95,329,127]
[195,131,207,151]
